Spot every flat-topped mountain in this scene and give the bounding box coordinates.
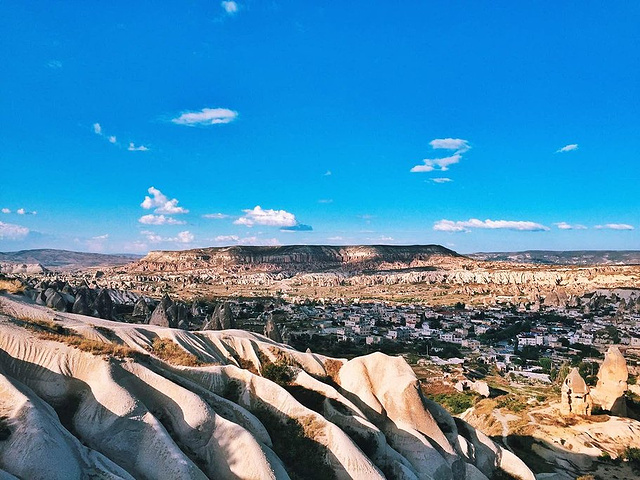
[468,250,640,265]
[126,244,463,274]
[0,249,142,271]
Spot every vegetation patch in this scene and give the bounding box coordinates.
[13,317,143,360]
[261,360,293,386]
[496,394,528,413]
[323,359,343,384]
[237,357,259,374]
[150,338,203,367]
[253,405,335,480]
[0,278,24,294]
[622,447,640,471]
[424,392,478,415]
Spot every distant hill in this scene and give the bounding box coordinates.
[468,250,640,265]
[125,244,463,274]
[0,249,142,271]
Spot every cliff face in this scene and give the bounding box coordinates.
[129,245,463,273]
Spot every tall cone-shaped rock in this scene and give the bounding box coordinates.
[263,314,283,342]
[92,289,113,320]
[132,297,151,320]
[72,292,91,316]
[593,346,628,415]
[149,294,177,328]
[204,302,235,330]
[561,368,593,415]
[203,310,222,330]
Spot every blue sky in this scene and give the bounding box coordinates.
[1,1,638,254]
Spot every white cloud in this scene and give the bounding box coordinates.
[432,177,452,184]
[108,135,117,143]
[239,236,280,246]
[172,107,238,126]
[138,214,186,225]
[128,142,149,151]
[123,241,148,253]
[93,123,102,135]
[429,138,470,154]
[215,235,240,242]
[411,137,470,174]
[141,187,189,214]
[16,208,25,215]
[176,231,194,243]
[1,208,10,214]
[47,60,63,69]
[411,154,461,173]
[0,221,29,240]
[92,234,109,240]
[324,170,332,176]
[327,236,343,241]
[203,213,229,219]
[555,222,587,230]
[557,144,578,153]
[234,206,298,227]
[318,199,333,204]
[434,218,550,232]
[141,230,194,244]
[221,1,238,14]
[595,223,634,230]
[214,234,279,246]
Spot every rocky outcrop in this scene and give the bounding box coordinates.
[204,302,234,330]
[0,262,46,274]
[91,289,113,320]
[561,368,593,415]
[72,293,92,316]
[0,294,536,480]
[148,293,177,328]
[263,314,283,342]
[592,346,628,415]
[123,245,462,274]
[132,297,151,320]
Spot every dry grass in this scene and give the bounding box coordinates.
[324,359,342,384]
[150,337,203,367]
[0,279,24,294]
[15,317,142,360]
[237,357,259,374]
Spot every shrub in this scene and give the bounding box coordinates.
[496,395,527,413]
[426,392,477,415]
[262,361,293,386]
[622,447,640,467]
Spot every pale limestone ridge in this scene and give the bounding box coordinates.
[0,294,534,480]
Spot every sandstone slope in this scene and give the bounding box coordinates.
[0,294,533,480]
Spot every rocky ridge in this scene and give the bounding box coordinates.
[0,294,533,480]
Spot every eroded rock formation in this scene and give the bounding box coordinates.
[592,346,628,416]
[0,294,535,480]
[561,368,593,416]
